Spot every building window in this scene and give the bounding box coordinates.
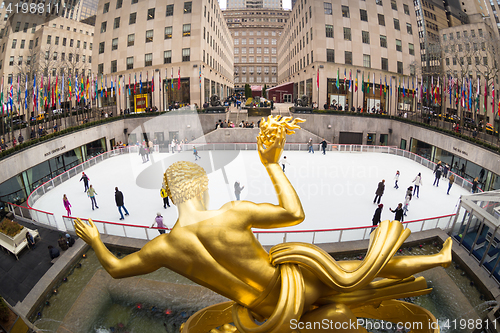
[98,64,103,74]
[378,14,385,26]
[148,8,155,20]
[145,53,152,66]
[184,1,192,13]
[47,35,51,44]
[99,42,105,53]
[131,0,138,4]
[116,0,122,9]
[100,21,107,33]
[325,25,333,38]
[345,51,352,65]
[327,49,334,62]
[70,39,74,47]
[111,60,117,73]
[23,22,28,32]
[478,29,483,37]
[114,17,120,29]
[128,34,135,46]
[403,4,410,14]
[391,0,397,10]
[129,12,137,24]
[146,30,153,42]
[343,27,351,41]
[394,19,400,30]
[396,39,402,51]
[166,4,174,16]
[103,2,109,13]
[29,40,33,49]
[406,23,412,34]
[362,31,369,44]
[126,57,133,70]
[376,0,382,5]
[341,5,349,17]
[18,56,22,65]
[397,61,403,74]
[11,39,16,49]
[164,50,171,64]
[363,54,370,67]
[381,57,388,71]
[182,48,190,61]
[112,38,118,50]
[165,26,172,39]
[324,2,332,14]
[360,9,368,21]
[183,24,191,36]
[409,43,414,55]
[20,40,25,49]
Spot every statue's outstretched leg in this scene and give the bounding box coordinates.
[298,303,368,333]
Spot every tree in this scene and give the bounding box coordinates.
[245,84,251,98]
[262,84,267,99]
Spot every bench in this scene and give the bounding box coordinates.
[0,227,40,260]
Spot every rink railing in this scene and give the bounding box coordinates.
[26,145,160,209]
[6,202,58,229]
[60,213,455,245]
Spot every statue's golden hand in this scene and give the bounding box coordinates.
[257,126,286,165]
[74,218,101,246]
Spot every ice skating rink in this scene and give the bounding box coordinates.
[32,149,467,236]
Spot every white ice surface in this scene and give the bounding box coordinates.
[32,150,467,240]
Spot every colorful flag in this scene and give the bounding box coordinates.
[171,68,174,89]
[379,75,382,97]
[484,78,488,112]
[349,70,352,92]
[361,72,364,93]
[134,73,137,94]
[367,73,370,94]
[355,71,358,92]
[24,75,27,111]
[68,75,72,100]
[152,71,155,92]
[111,77,114,98]
[139,72,142,94]
[159,70,161,92]
[384,76,387,97]
[128,74,131,96]
[317,68,319,89]
[177,67,181,90]
[118,76,121,96]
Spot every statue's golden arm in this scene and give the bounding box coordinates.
[74,218,164,278]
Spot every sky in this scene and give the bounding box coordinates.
[218,0,292,9]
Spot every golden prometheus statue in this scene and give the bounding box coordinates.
[74,116,451,333]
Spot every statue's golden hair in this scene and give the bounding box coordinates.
[163,161,208,205]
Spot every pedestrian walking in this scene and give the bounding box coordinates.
[234,181,244,200]
[280,156,290,172]
[394,171,400,189]
[472,177,479,193]
[433,167,442,186]
[193,146,201,160]
[63,194,72,216]
[307,138,314,153]
[372,204,383,232]
[151,212,166,234]
[403,187,413,216]
[447,174,455,195]
[320,139,327,155]
[115,187,129,220]
[412,173,422,198]
[390,203,404,222]
[80,172,90,192]
[160,186,170,208]
[87,185,99,210]
[373,179,385,204]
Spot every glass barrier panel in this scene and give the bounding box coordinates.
[63,217,76,232]
[123,226,148,240]
[314,230,341,243]
[340,228,367,242]
[254,232,284,246]
[36,212,52,226]
[437,217,450,230]
[286,232,314,243]
[405,221,423,233]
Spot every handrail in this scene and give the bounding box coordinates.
[8,202,54,215]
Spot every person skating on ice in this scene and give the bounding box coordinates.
[279,156,290,172]
[373,179,385,204]
[80,172,90,192]
[472,177,479,193]
[412,173,422,198]
[87,185,99,210]
[307,138,314,153]
[320,138,327,155]
[403,187,413,216]
[151,212,166,234]
[63,194,72,216]
[433,165,442,186]
[394,171,400,189]
[390,203,404,222]
[160,186,170,208]
[193,146,201,160]
[234,181,244,200]
[115,187,130,220]
[447,174,454,195]
[372,204,383,232]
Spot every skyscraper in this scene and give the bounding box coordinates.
[226,0,282,9]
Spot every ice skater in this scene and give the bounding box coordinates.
[151,212,166,234]
[433,165,442,186]
[403,186,413,216]
[307,138,314,153]
[373,179,385,204]
[160,186,170,208]
[234,181,244,200]
[280,156,290,172]
[320,138,327,155]
[80,172,90,192]
[63,194,72,216]
[447,174,454,195]
[372,204,383,232]
[139,146,147,163]
[443,164,449,178]
[193,146,201,160]
[390,203,404,222]
[394,171,400,189]
[412,173,422,198]
[472,177,479,193]
[115,187,129,220]
[87,185,99,210]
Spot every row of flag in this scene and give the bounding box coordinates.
[0,67,184,115]
[323,69,500,115]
